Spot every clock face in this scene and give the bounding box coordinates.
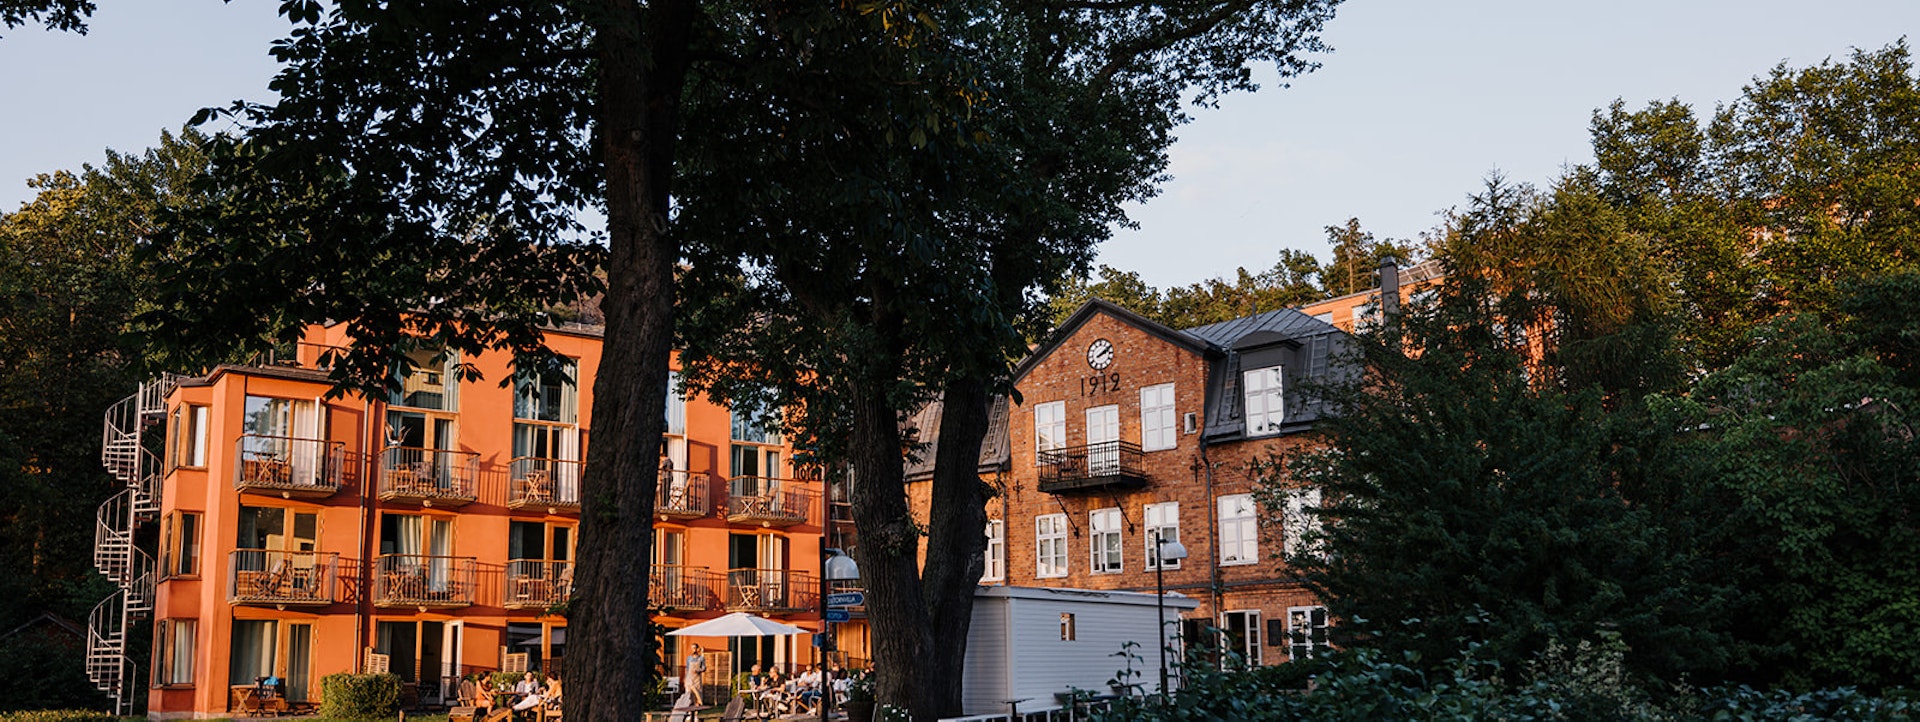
[1086,339,1115,370]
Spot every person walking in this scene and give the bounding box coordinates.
[684,644,708,706]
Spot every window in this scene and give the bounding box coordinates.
[161,512,201,578]
[1282,487,1324,560]
[666,370,687,435]
[1060,613,1077,641]
[514,358,578,423]
[389,348,459,411]
[1034,401,1065,461]
[1089,508,1122,574]
[1287,606,1331,661]
[1243,367,1285,435]
[730,403,781,445]
[1035,514,1068,578]
[1144,502,1180,570]
[1221,610,1263,666]
[1218,494,1258,565]
[229,619,279,686]
[1312,312,1334,324]
[153,619,196,686]
[982,520,1005,582]
[1140,383,1177,451]
[1355,301,1381,331]
[170,405,208,469]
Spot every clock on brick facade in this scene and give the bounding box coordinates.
[1086,338,1115,370]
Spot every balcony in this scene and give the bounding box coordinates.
[509,457,581,514]
[726,568,818,614]
[725,477,815,528]
[655,470,710,520]
[372,554,477,609]
[1037,441,1149,494]
[234,435,346,499]
[651,564,722,612]
[228,550,340,607]
[377,447,479,507]
[504,559,573,611]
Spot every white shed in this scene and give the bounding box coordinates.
[959,585,1199,716]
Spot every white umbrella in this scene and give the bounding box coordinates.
[667,611,806,638]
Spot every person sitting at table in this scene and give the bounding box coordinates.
[794,664,824,711]
[758,667,788,713]
[511,671,545,714]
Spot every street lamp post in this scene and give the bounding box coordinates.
[1152,531,1189,700]
[820,547,860,722]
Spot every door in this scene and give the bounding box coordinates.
[441,621,463,702]
[1086,405,1120,474]
[419,622,444,703]
[287,623,313,702]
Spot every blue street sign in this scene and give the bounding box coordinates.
[826,591,866,607]
[824,609,852,623]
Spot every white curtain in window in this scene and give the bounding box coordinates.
[229,620,278,684]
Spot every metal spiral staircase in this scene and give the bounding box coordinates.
[88,377,173,716]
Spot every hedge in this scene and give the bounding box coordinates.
[318,672,403,719]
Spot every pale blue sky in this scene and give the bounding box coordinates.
[2,1,1916,289]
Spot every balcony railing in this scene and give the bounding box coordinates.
[228,550,340,607]
[1036,441,1149,494]
[509,457,581,514]
[726,568,818,614]
[504,559,573,611]
[651,564,722,612]
[655,470,709,520]
[234,435,347,499]
[725,477,814,527]
[372,554,477,608]
[377,447,479,507]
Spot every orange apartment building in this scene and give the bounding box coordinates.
[87,322,839,718]
[907,258,1439,669]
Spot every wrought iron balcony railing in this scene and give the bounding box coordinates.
[228,549,339,607]
[504,559,573,611]
[651,564,721,612]
[725,476,814,527]
[372,554,477,608]
[234,435,347,499]
[509,457,581,514]
[1036,441,1149,493]
[726,568,818,614]
[655,470,710,519]
[377,446,479,507]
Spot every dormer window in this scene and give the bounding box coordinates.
[1243,367,1285,436]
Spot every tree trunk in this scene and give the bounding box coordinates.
[920,376,995,718]
[567,2,695,721]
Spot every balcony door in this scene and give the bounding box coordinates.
[388,411,458,488]
[1086,405,1120,474]
[381,514,453,589]
[243,396,321,483]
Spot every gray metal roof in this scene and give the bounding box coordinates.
[903,395,1011,482]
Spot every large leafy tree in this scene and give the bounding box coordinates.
[1657,276,1920,689]
[671,3,1342,716]
[1276,180,1739,687]
[0,129,208,711]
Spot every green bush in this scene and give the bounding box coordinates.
[318,672,402,719]
[0,711,120,722]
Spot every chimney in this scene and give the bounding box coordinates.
[1378,256,1401,320]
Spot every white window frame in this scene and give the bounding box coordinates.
[983,520,1005,582]
[1034,401,1066,462]
[1089,508,1122,574]
[1282,487,1324,560]
[1035,514,1068,578]
[1144,502,1180,570]
[1218,494,1258,566]
[1222,609,1263,666]
[1140,383,1177,452]
[1287,605,1332,661]
[1243,367,1285,436]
